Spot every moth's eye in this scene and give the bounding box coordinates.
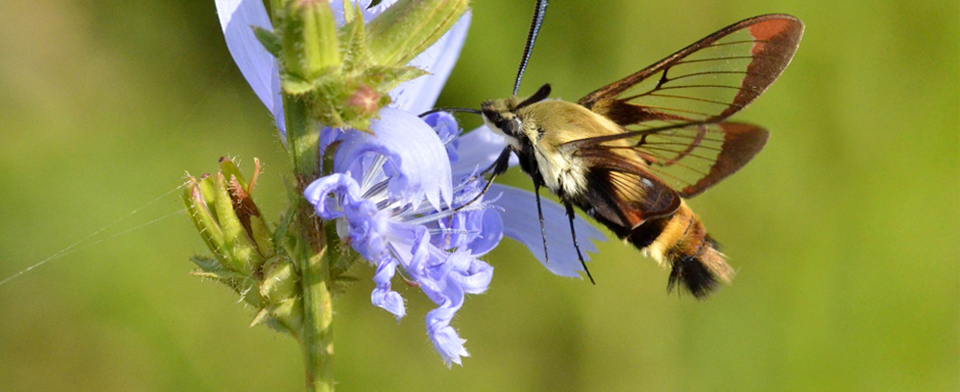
[500,118,521,136]
[510,118,523,135]
[481,109,501,124]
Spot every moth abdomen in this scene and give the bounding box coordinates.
[641,203,733,298]
[581,196,733,298]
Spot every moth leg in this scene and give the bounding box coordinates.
[565,201,595,284]
[533,177,550,263]
[452,147,512,213]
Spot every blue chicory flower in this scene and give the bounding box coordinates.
[303,108,500,365]
[215,0,607,365]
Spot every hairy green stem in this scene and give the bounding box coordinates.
[285,92,335,391]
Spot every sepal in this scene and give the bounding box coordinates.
[253,27,282,58]
[366,0,469,67]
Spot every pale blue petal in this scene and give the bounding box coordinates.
[421,112,460,163]
[318,127,344,156]
[422,250,492,366]
[430,176,504,255]
[371,259,406,320]
[303,173,360,220]
[488,184,607,278]
[428,321,469,366]
[450,255,494,295]
[391,13,471,114]
[334,108,453,209]
[402,226,438,287]
[468,209,503,256]
[329,0,398,25]
[302,173,390,262]
[451,125,519,179]
[215,0,285,135]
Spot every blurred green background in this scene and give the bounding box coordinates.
[1,0,957,391]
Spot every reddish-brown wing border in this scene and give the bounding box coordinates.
[577,14,804,123]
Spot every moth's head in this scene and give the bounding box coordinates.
[481,98,523,140]
[480,84,552,142]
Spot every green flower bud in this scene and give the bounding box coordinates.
[183,157,305,337]
[182,158,271,278]
[281,0,341,86]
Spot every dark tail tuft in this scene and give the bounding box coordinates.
[667,255,720,299]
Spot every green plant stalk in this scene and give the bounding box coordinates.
[268,3,335,389]
[285,92,335,391]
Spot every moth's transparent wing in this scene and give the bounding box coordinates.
[578,15,803,130]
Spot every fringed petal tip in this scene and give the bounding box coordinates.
[372,288,406,321]
[372,258,406,320]
[428,321,470,367]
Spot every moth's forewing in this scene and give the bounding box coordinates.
[578,14,804,130]
[563,14,798,198]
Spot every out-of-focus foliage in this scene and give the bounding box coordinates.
[0,0,956,391]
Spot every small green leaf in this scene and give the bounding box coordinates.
[266,297,303,335]
[218,157,248,190]
[340,0,357,25]
[183,178,227,258]
[338,8,367,73]
[260,256,299,300]
[249,308,270,328]
[363,65,428,93]
[253,26,282,58]
[190,254,223,273]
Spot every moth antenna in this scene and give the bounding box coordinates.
[513,0,548,96]
[516,83,552,109]
[418,107,482,117]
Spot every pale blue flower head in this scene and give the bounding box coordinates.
[304,109,500,365]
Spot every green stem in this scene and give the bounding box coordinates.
[285,92,334,392]
[267,3,335,389]
[299,231,334,392]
